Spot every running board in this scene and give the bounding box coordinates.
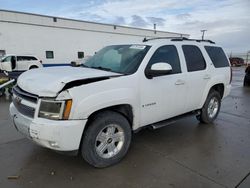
[150,111,200,130]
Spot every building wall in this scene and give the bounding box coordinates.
[0,10,189,65]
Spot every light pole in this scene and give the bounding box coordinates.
[246,51,250,65]
[201,30,207,40]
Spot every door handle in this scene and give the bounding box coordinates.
[203,74,211,80]
[175,79,185,85]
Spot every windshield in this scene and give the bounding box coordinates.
[84,45,151,74]
[1,56,11,62]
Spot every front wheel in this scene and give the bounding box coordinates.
[197,90,221,124]
[81,111,132,168]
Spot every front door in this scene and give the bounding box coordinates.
[0,55,14,72]
[140,45,188,126]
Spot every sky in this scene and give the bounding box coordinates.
[0,0,249,54]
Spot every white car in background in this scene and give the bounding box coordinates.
[0,55,43,72]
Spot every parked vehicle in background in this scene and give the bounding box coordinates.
[244,65,250,86]
[10,37,231,168]
[0,55,43,72]
[229,57,245,67]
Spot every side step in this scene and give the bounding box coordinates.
[150,111,200,129]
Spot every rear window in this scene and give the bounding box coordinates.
[205,46,229,68]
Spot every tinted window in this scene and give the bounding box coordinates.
[46,51,54,59]
[205,46,229,68]
[78,52,84,59]
[182,45,206,72]
[147,45,181,74]
[2,56,12,62]
[17,56,37,61]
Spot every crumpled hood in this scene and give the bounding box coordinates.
[17,66,121,97]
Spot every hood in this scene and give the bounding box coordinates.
[17,66,121,97]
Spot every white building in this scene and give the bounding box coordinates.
[0,10,189,66]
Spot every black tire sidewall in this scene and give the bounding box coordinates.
[81,111,132,168]
[201,90,221,124]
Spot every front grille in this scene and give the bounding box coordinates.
[12,86,38,103]
[13,97,35,118]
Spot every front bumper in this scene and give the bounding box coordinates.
[10,103,87,151]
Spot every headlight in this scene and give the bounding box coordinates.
[38,99,72,120]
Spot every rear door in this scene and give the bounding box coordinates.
[0,56,13,72]
[181,45,210,111]
[17,56,35,71]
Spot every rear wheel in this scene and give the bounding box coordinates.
[81,111,132,168]
[196,90,221,124]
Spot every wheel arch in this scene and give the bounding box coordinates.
[29,65,39,69]
[199,82,225,108]
[85,104,134,130]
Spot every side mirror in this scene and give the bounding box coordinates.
[145,62,172,79]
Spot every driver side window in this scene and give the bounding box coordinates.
[147,45,181,74]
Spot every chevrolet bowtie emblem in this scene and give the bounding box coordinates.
[16,97,22,104]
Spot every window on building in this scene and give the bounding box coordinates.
[78,52,84,59]
[147,45,181,74]
[182,45,206,72]
[46,51,54,59]
[0,50,6,57]
[205,46,229,68]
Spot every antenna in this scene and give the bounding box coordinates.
[201,30,207,40]
[154,24,156,34]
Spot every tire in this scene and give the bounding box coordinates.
[81,111,132,168]
[243,77,247,86]
[196,90,221,124]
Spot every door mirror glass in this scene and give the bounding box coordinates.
[145,62,172,79]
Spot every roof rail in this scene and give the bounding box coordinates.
[171,38,215,44]
[142,37,215,44]
[142,36,188,42]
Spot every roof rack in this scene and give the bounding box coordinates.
[142,37,215,44]
[142,37,188,42]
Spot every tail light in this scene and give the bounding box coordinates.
[229,67,232,84]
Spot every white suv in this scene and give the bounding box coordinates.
[9,38,231,168]
[0,55,43,72]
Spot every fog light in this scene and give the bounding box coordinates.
[49,141,59,148]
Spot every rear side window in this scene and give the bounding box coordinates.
[182,45,206,72]
[147,45,181,74]
[205,46,229,68]
[17,56,37,61]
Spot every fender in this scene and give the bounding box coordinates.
[69,86,140,130]
[198,74,226,108]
